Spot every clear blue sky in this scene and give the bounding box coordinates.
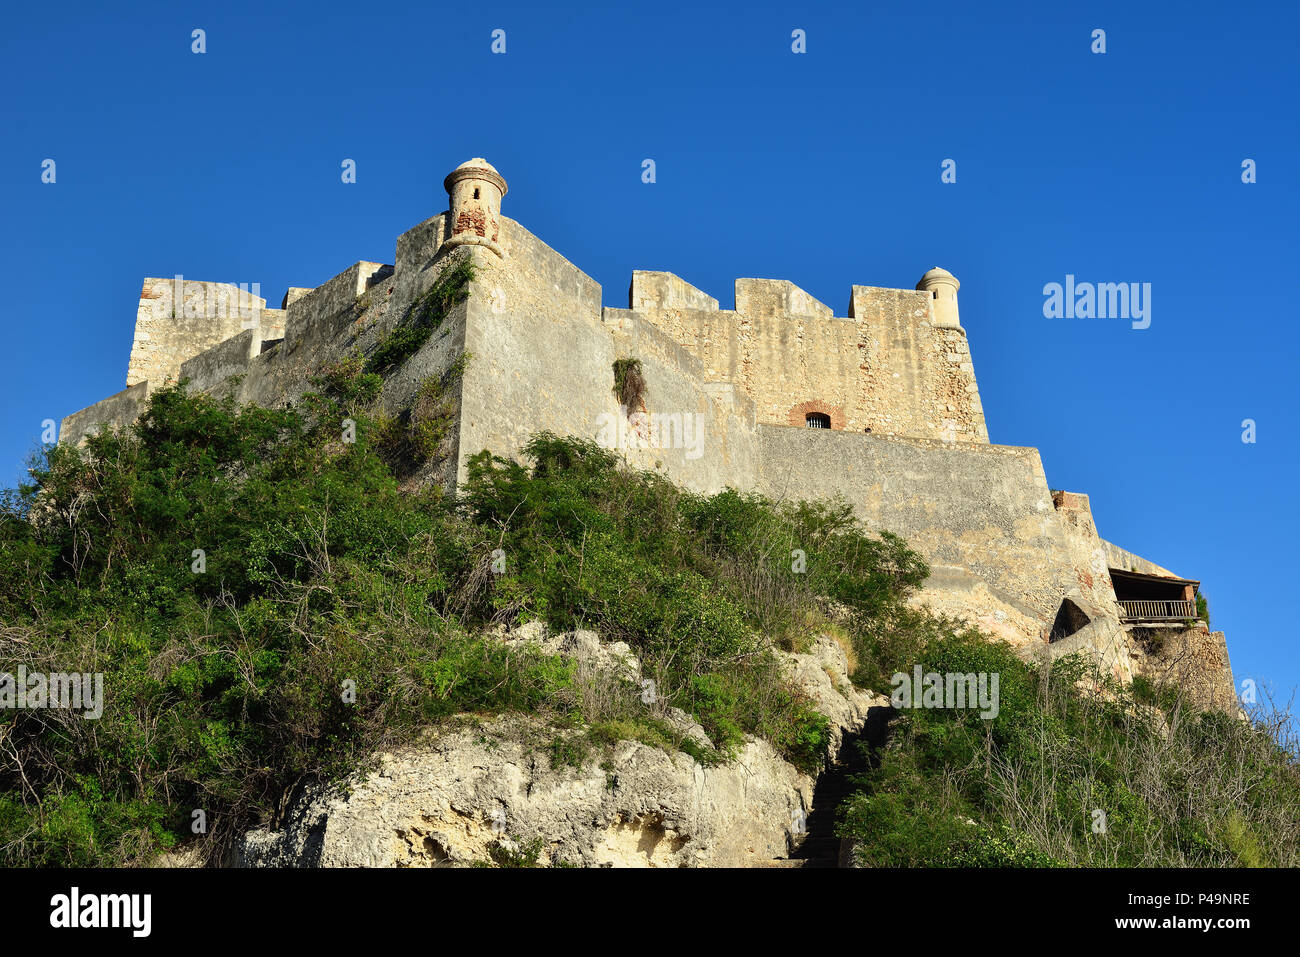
[2,1,1296,704]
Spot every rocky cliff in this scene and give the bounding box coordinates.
[239,626,886,867]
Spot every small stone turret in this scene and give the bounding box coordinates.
[917,266,961,330]
[439,158,508,258]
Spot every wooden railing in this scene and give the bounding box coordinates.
[1118,599,1196,621]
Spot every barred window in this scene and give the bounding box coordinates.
[805,412,831,429]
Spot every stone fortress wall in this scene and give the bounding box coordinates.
[624,270,987,443]
[127,278,285,389]
[60,158,1236,712]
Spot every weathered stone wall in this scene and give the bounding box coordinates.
[628,270,719,313]
[1129,624,1237,713]
[1051,492,1124,613]
[179,329,259,393]
[452,221,758,495]
[626,272,987,444]
[755,425,1079,644]
[848,285,987,443]
[602,308,760,492]
[127,278,272,388]
[282,261,392,357]
[60,382,150,446]
[1044,491,1137,685]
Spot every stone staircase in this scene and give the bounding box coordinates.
[765,707,892,869]
[789,746,858,867]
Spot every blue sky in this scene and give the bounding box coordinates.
[2,1,1296,703]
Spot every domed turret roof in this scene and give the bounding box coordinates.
[916,266,959,291]
[444,158,507,195]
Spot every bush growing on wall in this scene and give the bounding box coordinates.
[363,260,474,376]
[611,357,646,411]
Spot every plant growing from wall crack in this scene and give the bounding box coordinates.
[364,260,474,376]
[612,357,646,412]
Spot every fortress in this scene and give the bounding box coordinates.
[61,158,1236,712]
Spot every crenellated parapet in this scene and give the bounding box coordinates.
[127,278,283,390]
[624,268,987,443]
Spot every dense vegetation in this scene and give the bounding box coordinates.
[1,380,1295,867]
[0,381,921,865]
[837,628,1300,866]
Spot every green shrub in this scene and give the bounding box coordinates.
[459,432,928,764]
[838,627,1300,867]
[482,836,546,868]
[612,357,646,410]
[1196,589,1211,627]
[316,353,382,407]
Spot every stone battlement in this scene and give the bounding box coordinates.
[622,267,986,443]
[128,278,282,388]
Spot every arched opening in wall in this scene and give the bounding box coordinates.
[805,412,831,429]
[788,401,844,430]
[473,188,480,199]
[1049,598,1091,643]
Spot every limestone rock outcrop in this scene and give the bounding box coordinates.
[778,632,881,759]
[238,627,887,867]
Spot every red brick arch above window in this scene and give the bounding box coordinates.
[787,400,846,430]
